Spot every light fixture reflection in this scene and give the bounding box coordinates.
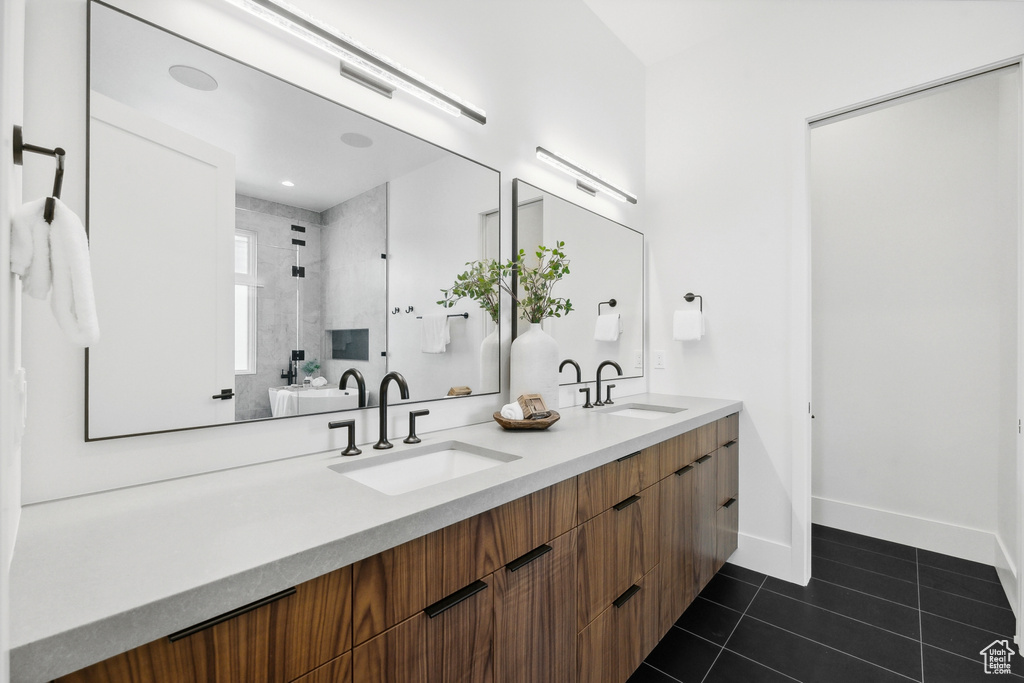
[535,147,637,204]
[222,0,486,125]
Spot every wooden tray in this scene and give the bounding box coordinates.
[492,410,560,430]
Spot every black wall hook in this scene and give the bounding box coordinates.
[683,292,703,312]
[13,125,65,224]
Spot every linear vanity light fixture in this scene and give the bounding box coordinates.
[221,0,487,124]
[535,146,637,204]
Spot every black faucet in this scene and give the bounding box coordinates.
[559,358,582,383]
[594,360,623,407]
[280,358,297,385]
[340,368,367,407]
[375,371,410,450]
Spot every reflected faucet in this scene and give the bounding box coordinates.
[340,368,367,408]
[375,371,410,450]
[280,357,297,386]
[594,360,622,407]
[559,358,582,383]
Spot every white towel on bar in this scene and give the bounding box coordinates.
[11,197,100,346]
[420,312,450,353]
[594,313,621,342]
[673,310,704,341]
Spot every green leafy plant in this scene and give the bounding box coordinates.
[437,242,573,325]
[301,359,321,376]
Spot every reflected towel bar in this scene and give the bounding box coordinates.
[416,312,469,319]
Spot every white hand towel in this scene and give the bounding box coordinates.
[673,310,704,341]
[594,313,621,342]
[48,198,100,347]
[500,402,524,421]
[310,376,328,387]
[10,197,52,299]
[421,312,450,353]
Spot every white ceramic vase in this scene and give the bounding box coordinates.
[479,327,500,394]
[509,322,559,409]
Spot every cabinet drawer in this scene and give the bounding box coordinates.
[352,575,494,683]
[493,530,577,683]
[718,412,739,446]
[716,498,739,570]
[577,564,661,683]
[58,566,352,683]
[658,463,696,635]
[657,430,699,479]
[291,651,352,683]
[576,486,659,631]
[716,440,739,508]
[443,478,577,597]
[578,446,659,523]
[696,421,718,458]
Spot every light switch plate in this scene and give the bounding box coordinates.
[633,350,643,368]
[654,350,666,369]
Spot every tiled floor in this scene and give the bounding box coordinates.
[628,524,1021,682]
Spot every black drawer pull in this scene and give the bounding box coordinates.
[424,580,488,619]
[616,450,641,462]
[724,498,738,509]
[613,584,641,608]
[168,586,296,642]
[613,494,641,511]
[674,465,694,477]
[695,455,712,465]
[506,544,553,573]
[211,388,235,400]
[724,439,738,448]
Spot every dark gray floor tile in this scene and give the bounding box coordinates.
[725,617,912,683]
[920,586,1016,635]
[698,573,760,613]
[626,662,681,683]
[923,643,1024,682]
[812,524,917,562]
[764,576,920,639]
[922,612,1024,675]
[813,537,919,582]
[918,549,1001,584]
[675,597,743,645]
[919,563,1011,609]
[718,562,767,587]
[813,556,919,608]
[644,626,720,682]
[704,649,798,682]
[746,590,922,680]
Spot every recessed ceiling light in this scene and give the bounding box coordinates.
[341,132,374,148]
[281,180,295,187]
[168,65,218,91]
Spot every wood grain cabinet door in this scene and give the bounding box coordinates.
[716,439,739,508]
[57,566,352,683]
[577,446,660,524]
[658,463,696,636]
[693,451,718,592]
[493,530,577,683]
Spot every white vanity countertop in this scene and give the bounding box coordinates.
[9,393,741,682]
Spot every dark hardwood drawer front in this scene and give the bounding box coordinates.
[578,446,659,523]
[58,566,353,683]
[442,478,577,597]
[577,564,661,683]
[719,412,739,446]
[576,486,660,631]
[716,440,739,508]
[658,430,699,479]
[696,421,718,458]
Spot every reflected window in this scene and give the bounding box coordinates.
[234,230,257,374]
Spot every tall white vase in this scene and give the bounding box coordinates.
[509,322,559,409]
[479,327,499,394]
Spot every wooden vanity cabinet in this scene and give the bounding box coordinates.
[57,565,353,683]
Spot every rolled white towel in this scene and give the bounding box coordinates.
[500,402,524,421]
[594,313,621,342]
[310,376,328,387]
[673,310,704,341]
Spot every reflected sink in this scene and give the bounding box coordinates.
[328,441,520,496]
[598,403,686,420]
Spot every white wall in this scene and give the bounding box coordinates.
[0,0,25,678]
[18,0,644,503]
[645,1,1024,583]
[811,69,1019,577]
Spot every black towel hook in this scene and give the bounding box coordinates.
[598,299,617,315]
[683,292,703,312]
[13,125,65,224]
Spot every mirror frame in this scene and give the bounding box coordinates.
[84,0,503,440]
[510,178,644,386]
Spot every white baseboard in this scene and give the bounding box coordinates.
[729,532,801,584]
[813,496,1017,612]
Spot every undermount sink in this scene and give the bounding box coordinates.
[598,403,686,420]
[328,441,520,496]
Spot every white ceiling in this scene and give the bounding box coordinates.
[90,4,448,213]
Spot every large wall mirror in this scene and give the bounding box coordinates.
[86,2,500,440]
[512,179,643,384]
